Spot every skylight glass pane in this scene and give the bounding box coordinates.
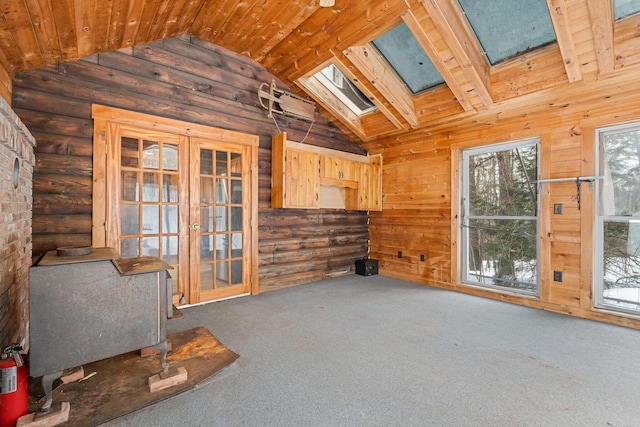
[315,64,375,115]
[372,23,444,94]
[614,0,640,20]
[458,0,557,66]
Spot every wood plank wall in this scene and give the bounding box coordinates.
[11,35,368,292]
[368,67,640,330]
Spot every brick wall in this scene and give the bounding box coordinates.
[0,96,35,350]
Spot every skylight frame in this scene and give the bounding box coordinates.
[313,64,376,117]
[295,59,387,141]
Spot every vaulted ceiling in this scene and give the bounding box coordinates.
[1,0,639,143]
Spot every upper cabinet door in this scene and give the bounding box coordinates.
[284,148,320,209]
[320,155,356,182]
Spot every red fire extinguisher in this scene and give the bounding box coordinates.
[0,344,28,427]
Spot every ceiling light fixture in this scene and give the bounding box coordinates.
[319,0,335,7]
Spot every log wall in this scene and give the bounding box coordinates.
[367,66,640,329]
[12,35,368,292]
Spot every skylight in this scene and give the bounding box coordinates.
[613,0,640,20]
[371,22,444,94]
[457,0,557,66]
[314,64,375,115]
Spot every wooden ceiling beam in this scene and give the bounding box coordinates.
[586,0,614,75]
[344,44,418,128]
[333,51,407,131]
[420,0,493,107]
[546,0,582,82]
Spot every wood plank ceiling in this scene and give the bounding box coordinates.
[0,0,637,143]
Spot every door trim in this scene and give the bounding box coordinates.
[91,105,260,297]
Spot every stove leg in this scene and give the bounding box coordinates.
[154,340,169,371]
[41,370,63,412]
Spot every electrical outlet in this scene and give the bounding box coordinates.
[420,254,425,262]
[554,203,563,214]
[553,271,563,282]
[398,251,402,258]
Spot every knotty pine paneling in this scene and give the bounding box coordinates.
[368,65,640,330]
[13,35,368,292]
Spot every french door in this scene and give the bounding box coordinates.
[189,138,253,302]
[92,106,258,306]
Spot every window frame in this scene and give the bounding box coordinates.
[460,138,541,296]
[594,121,640,315]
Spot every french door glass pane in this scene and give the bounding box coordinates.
[200,236,213,261]
[121,171,138,201]
[162,205,178,233]
[231,179,242,203]
[143,140,160,169]
[121,238,138,257]
[231,260,243,284]
[163,174,178,202]
[120,204,139,235]
[162,236,179,264]
[201,177,214,203]
[200,149,213,174]
[200,264,213,291]
[121,137,139,167]
[142,172,159,202]
[142,205,159,234]
[142,237,159,257]
[162,144,178,170]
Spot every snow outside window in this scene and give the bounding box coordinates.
[461,139,539,295]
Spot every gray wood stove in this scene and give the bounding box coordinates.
[29,247,172,412]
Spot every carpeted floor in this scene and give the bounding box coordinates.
[102,275,640,427]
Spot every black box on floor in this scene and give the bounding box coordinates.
[355,259,378,276]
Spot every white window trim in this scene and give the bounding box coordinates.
[594,121,640,315]
[461,138,541,296]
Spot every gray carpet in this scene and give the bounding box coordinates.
[103,275,640,426]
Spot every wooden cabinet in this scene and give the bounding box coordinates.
[272,133,320,208]
[357,156,382,211]
[271,132,382,211]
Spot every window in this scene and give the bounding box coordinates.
[371,22,444,94]
[596,123,640,314]
[314,64,375,115]
[614,0,640,20]
[457,0,557,65]
[461,139,539,294]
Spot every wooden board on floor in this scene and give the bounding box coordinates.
[28,327,239,427]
